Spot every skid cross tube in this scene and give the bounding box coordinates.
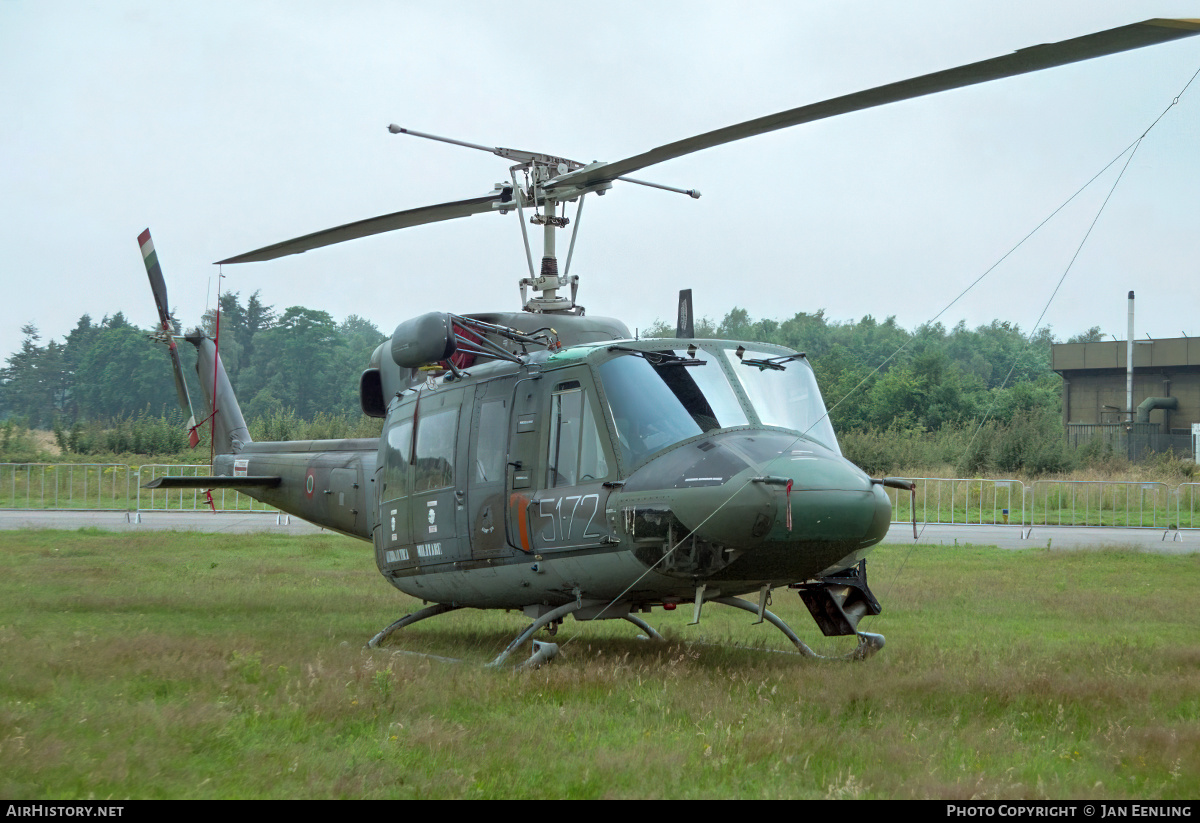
[713,596,885,661]
[367,603,463,648]
[624,613,666,641]
[487,601,585,668]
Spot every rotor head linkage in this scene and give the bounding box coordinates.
[387,124,698,313]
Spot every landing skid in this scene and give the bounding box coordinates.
[485,601,667,668]
[366,597,881,667]
[366,600,666,670]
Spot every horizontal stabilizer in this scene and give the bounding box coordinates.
[142,475,282,490]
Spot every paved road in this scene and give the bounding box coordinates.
[1,510,1195,553]
[881,522,1195,554]
[0,509,326,535]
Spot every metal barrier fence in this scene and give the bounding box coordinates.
[1029,480,1174,529]
[1066,422,1193,462]
[1173,484,1200,530]
[1,463,134,510]
[1,463,1196,529]
[887,478,1026,526]
[0,463,275,514]
[886,477,1200,530]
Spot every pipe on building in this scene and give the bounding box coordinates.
[1135,396,1178,424]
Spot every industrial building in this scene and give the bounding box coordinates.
[1051,335,1200,460]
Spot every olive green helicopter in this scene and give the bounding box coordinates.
[142,18,1200,667]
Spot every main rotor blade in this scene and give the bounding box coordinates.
[217,193,502,264]
[546,18,1200,192]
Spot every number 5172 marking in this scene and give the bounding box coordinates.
[536,493,601,544]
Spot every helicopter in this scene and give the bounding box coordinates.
[142,18,1200,667]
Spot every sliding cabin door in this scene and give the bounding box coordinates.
[466,377,515,559]
[507,370,618,554]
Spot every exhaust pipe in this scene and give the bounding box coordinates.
[1127,291,1134,423]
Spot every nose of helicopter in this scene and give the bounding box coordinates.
[666,440,891,553]
[759,450,892,547]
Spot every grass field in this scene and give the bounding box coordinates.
[1,529,1197,799]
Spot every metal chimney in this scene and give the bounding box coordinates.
[1127,290,1134,423]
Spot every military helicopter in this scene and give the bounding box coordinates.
[142,18,1200,667]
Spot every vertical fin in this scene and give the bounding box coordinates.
[186,332,252,455]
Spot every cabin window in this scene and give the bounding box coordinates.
[548,387,609,487]
[413,406,458,492]
[474,397,507,484]
[383,419,413,498]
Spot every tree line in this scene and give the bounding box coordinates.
[5,297,1125,474]
[0,291,386,432]
[646,308,1102,432]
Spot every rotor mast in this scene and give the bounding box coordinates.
[388,125,698,314]
[524,162,577,313]
[388,125,589,312]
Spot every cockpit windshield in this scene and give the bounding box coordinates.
[597,344,838,466]
[722,348,840,453]
[599,348,754,466]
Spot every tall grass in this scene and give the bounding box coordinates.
[0,411,384,465]
[249,409,383,442]
[840,419,1198,483]
[1,530,1197,799]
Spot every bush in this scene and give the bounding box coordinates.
[985,409,1075,476]
[0,419,44,462]
[58,408,201,459]
[840,423,974,476]
[842,413,1080,479]
[248,408,382,442]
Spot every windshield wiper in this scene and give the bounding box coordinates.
[607,345,706,367]
[734,347,805,371]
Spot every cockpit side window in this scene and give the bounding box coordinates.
[599,356,704,467]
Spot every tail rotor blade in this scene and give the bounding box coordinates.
[140,229,171,322]
[138,229,199,435]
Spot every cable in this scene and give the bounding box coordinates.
[957,141,1144,471]
[560,61,1200,655]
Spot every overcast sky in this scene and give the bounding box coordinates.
[3,1,1199,364]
